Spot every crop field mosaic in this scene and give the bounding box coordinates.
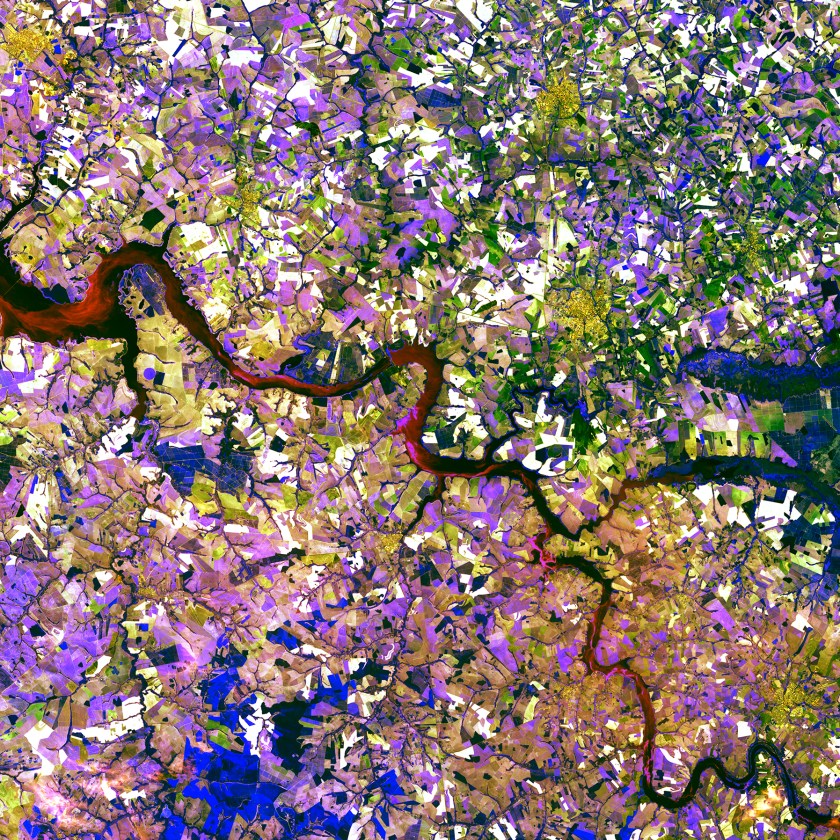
[0,0,838,838]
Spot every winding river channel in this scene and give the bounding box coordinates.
[0,234,838,831]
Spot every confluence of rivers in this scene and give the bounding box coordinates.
[0,235,837,832]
